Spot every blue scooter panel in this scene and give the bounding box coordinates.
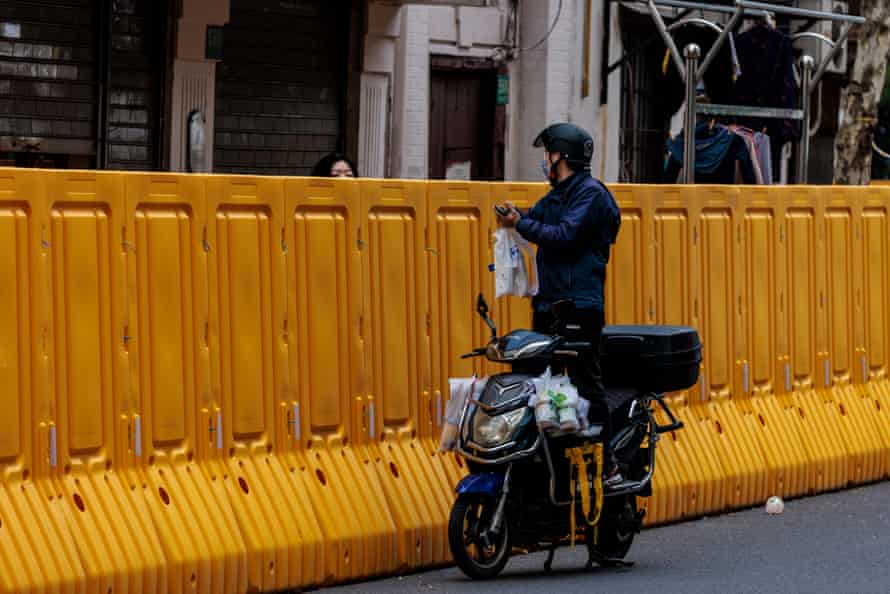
[456,472,505,497]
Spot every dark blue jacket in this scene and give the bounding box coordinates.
[516,172,621,312]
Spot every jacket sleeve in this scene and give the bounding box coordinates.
[524,199,544,221]
[516,187,596,251]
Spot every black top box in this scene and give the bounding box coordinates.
[600,325,702,393]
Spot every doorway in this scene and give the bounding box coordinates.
[429,57,503,181]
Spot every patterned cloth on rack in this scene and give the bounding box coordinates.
[665,122,757,184]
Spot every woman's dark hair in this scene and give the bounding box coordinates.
[311,152,359,177]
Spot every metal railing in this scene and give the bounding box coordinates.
[643,0,865,183]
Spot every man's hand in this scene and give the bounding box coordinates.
[497,201,520,229]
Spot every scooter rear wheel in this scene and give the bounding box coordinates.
[595,495,637,559]
[448,496,510,580]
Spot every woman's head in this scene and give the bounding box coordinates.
[311,152,358,178]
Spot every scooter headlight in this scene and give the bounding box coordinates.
[472,407,527,448]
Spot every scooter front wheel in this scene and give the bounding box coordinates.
[448,496,510,580]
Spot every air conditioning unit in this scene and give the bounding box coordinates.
[794,0,849,75]
[371,0,488,5]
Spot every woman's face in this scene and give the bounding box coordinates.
[330,160,355,178]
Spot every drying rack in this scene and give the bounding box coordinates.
[636,0,865,183]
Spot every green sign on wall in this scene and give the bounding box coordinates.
[497,74,509,106]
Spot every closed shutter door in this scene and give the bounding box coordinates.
[105,0,165,170]
[214,0,345,175]
[0,0,96,166]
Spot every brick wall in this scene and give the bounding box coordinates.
[391,5,430,179]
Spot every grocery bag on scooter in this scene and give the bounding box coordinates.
[533,369,583,434]
[493,228,538,299]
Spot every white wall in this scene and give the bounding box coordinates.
[361,0,614,182]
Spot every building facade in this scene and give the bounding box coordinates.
[0,0,857,183]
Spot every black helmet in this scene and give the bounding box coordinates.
[533,123,594,171]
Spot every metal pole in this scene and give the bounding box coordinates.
[651,0,769,17]
[696,5,744,83]
[810,23,852,94]
[737,0,866,24]
[798,55,815,184]
[683,44,701,184]
[649,0,686,81]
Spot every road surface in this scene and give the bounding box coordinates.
[321,481,890,594]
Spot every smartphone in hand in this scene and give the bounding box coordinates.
[494,205,511,217]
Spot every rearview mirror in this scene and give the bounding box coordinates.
[476,293,497,338]
[476,294,490,318]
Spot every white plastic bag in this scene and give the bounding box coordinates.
[493,228,538,299]
[576,397,591,432]
[533,367,558,429]
[556,381,579,433]
[440,376,489,451]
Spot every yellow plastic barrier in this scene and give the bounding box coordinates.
[124,172,249,594]
[2,166,890,592]
[0,169,87,594]
[44,170,170,594]
[283,177,399,583]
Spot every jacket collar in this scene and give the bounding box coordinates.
[550,171,589,196]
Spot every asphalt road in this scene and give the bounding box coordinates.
[321,481,890,594]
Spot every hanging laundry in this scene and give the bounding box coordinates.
[754,131,773,184]
[664,122,757,184]
[731,23,801,147]
[732,126,765,184]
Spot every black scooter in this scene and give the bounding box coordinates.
[448,295,701,580]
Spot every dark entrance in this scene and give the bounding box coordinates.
[429,57,503,181]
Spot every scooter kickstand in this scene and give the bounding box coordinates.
[544,547,557,572]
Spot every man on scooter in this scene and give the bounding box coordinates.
[496,122,623,488]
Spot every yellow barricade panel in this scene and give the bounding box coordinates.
[706,399,768,508]
[427,181,492,388]
[284,177,397,583]
[792,389,848,492]
[741,189,779,396]
[748,395,811,499]
[207,175,329,591]
[0,205,28,467]
[6,171,890,592]
[360,180,428,437]
[284,178,362,441]
[607,185,650,325]
[831,385,885,484]
[861,203,888,379]
[866,379,890,477]
[126,173,249,594]
[692,186,744,398]
[360,180,454,568]
[0,169,86,594]
[45,171,171,594]
[824,205,855,385]
[644,410,685,525]
[652,192,691,327]
[782,195,819,389]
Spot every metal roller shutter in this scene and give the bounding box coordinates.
[0,0,97,167]
[214,0,347,175]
